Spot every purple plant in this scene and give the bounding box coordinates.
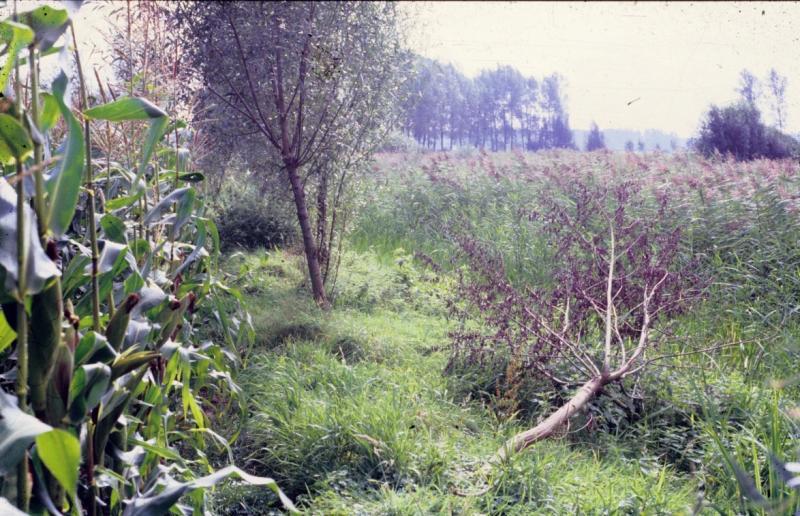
[447,165,704,459]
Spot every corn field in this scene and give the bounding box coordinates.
[0,3,294,514]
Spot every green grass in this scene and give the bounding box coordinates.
[211,248,714,515]
[207,150,800,514]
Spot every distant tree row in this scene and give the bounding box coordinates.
[400,58,575,151]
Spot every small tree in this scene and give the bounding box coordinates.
[176,1,408,307]
[767,68,788,131]
[449,169,701,460]
[585,122,605,151]
[624,140,635,152]
[738,69,761,108]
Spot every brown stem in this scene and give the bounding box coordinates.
[12,2,30,504]
[315,169,328,282]
[28,47,45,238]
[287,164,328,308]
[84,420,97,516]
[71,24,101,331]
[15,162,30,511]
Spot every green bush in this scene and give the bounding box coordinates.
[694,102,799,160]
[213,180,298,251]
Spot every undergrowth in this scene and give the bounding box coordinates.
[212,248,714,514]
[213,151,800,514]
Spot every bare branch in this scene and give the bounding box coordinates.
[290,4,316,159]
[225,7,272,140]
[602,221,615,376]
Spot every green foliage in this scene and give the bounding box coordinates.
[212,248,707,514]
[212,180,297,252]
[83,97,168,122]
[341,150,800,512]
[239,345,450,496]
[4,4,788,512]
[43,71,84,237]
[26,83,771,514]
[0,6,293,514]
[0,392,52,474]
[694,101,799,160]
[0,114,33,164]
[35,429,80,499]
[18,5,69,52]
[0,179,58,299]
[0,20,33,90]
[331,248,451,315]
[691,181,800,326]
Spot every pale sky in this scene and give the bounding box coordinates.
[6,1,799,138]
[403,1,800,137]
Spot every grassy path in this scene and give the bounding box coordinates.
[211,250,704,514]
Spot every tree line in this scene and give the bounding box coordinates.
[400,58,576,151]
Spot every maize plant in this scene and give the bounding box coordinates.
[0,3,294,514]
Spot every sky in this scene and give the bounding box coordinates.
[0,1,117,92]
[3,1,798,139]
[402,1,800,137]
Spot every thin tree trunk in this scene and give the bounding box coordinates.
[315,169,329,282]
[287,164,329,308]
[324,166,348,283]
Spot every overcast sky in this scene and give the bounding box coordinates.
[402,1,800,137]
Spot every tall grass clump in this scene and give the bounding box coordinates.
[237,347,452,497]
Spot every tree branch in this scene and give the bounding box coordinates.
[226,7,273,143]
[290,4,315,159]
[603,222,615,376]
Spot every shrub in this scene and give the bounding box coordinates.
[213,180,298,251]
[446,164,700,432]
